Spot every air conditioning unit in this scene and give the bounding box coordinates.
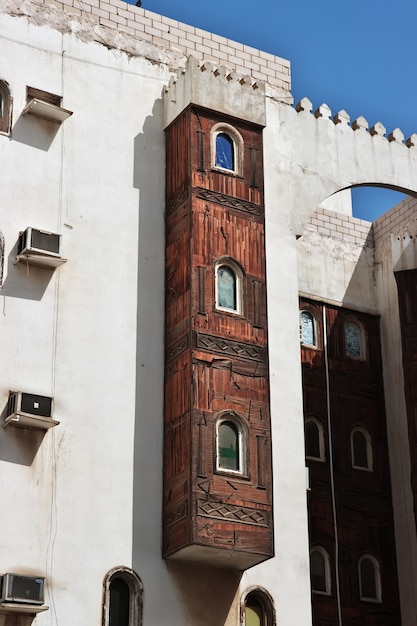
[4,392,59,430]
[0,573,45,605]
[16,227,67,269]
[22,86,73,124]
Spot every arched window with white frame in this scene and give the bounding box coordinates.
[305,417,325,461]
[0,80,11,135]
[350,426,373,471]
[300,310,318,347]
[310,547,331,595]
[358,554,381,602]
[242,588,275,626]
[211,122,243,175]
[103,567,143,626]
[344,319,366,359]
[215,258,243,314]
[216,413,247,475]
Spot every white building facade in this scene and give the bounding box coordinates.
[0,1,417,625]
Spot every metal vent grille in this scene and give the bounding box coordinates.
[1,573,45,604]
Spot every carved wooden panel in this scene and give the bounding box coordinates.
[164,106,272,569]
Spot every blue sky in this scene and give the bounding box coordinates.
[126,0,417,221]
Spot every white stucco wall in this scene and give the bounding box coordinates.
[2,4,417,626]
[0,12,171,625]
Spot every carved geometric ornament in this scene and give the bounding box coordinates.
[197,498,268,526]
[196,332,265,361]
[196,188,262,216]
[167,335,189,361]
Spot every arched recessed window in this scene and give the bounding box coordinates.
[216,132,234,170]
[215,259,243,314]
[351,426,373,471]
[345,319,366,359]
[242,588,275,626]
[103,567,143,626]
[310,547,331,595]
[0,80,11,135]
[211,122,243,175]
[216,414,246,475]
[359,555,381,602]
[0,231,4,288]
[305,418,325,461]
[300,310,317,346]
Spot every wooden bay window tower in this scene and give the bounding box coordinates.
[163,58,274,569]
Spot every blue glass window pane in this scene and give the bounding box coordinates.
[218,421,239,471]
[345,322,361,357]
[216,133,234,170]
[300,311,314,345]
[218,265,236,310]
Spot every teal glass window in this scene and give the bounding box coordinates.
[216,133,234,170]
[217,265,237,310]
[218,421,239,471]
[345,321,362,358]
[300,311,315,345]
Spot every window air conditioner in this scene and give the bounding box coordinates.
[22,86,73,124]
[0,573,45,605]
[4,392,59,429]
[16,227,67,269]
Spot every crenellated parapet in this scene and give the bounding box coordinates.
[296,97,417,148]
[164,56,267,128]
[267,96,417,236]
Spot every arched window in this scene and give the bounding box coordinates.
[0,231,4,288]
[103,567,143,626]
[215,259,243,314]
[216,414,246,475]
[211,122,243,175]
[310,547,331,595]
[358,555,381,602]
[216,132,234,170]
[0,80,11,135]
[351,427,373,471]
[242,588,275,626]
[300,310,317,346]
[305,418,325,461]
[345,319,366,359]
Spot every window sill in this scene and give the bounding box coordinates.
[300,341,320,350]
[215,469,250,481]
[211,167,243,178]
[214,307,245,318]
[352,465,373,472]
